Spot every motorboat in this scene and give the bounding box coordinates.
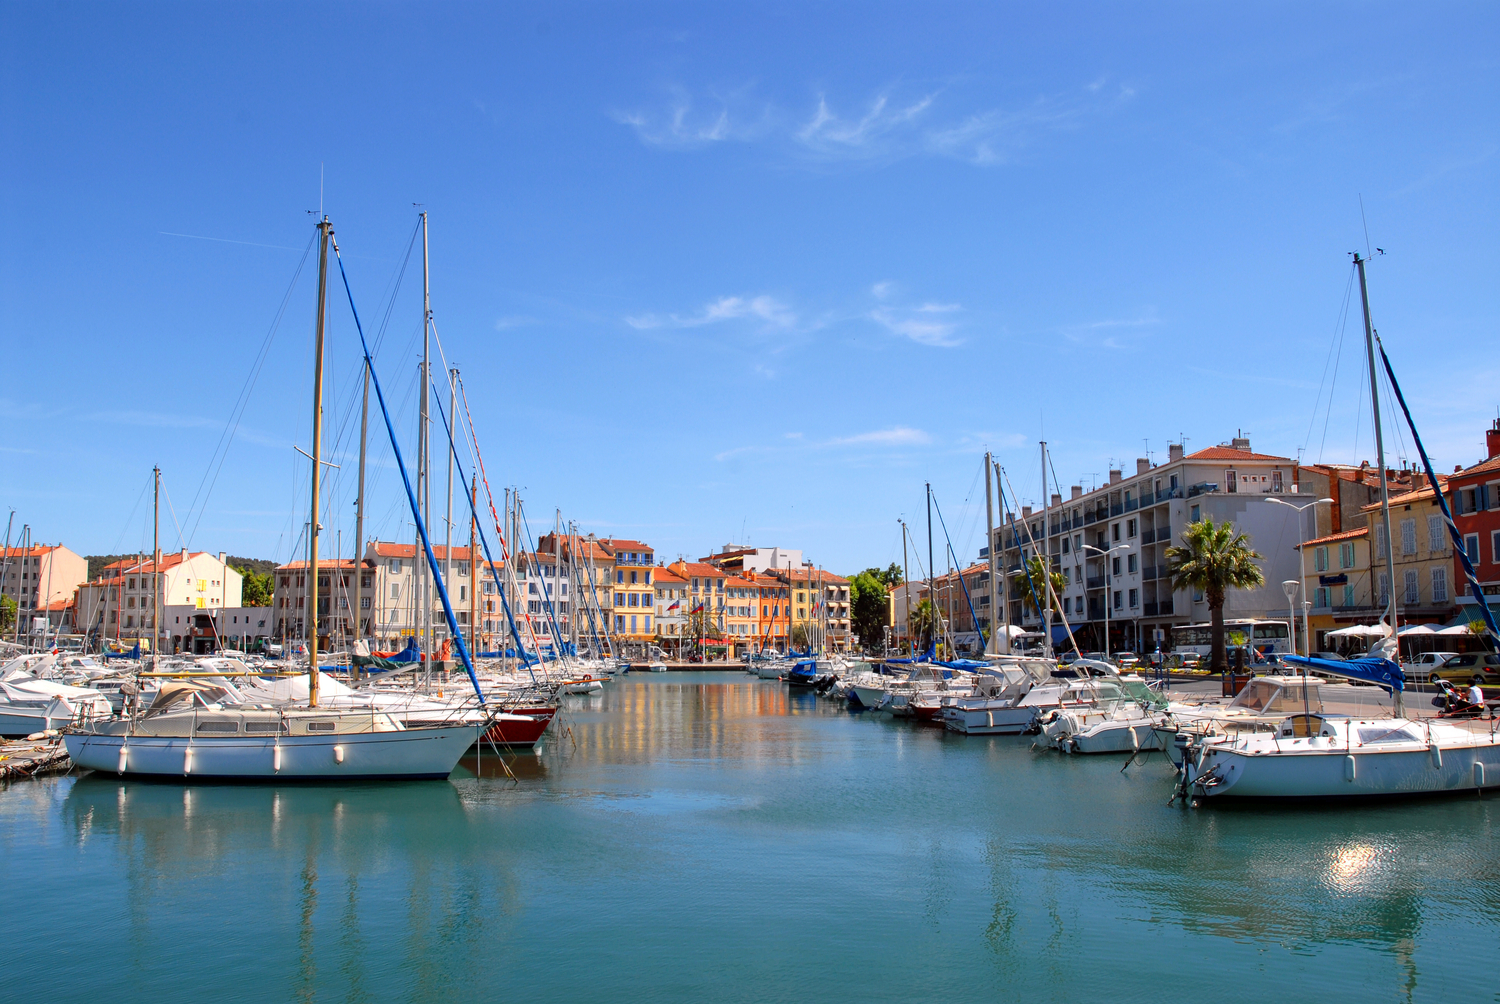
[0,677,114,737]
[646,661,668,673]
[1039,675,1171,754]
[940,656,1088,735]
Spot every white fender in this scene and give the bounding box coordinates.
[183,746,194,775]
[1344,755,1356,782]
[117,745,128,775]
[1476,761,1487,788]
[1429,744,1442,769]
[273,743,282,773]
[333,745,345,765]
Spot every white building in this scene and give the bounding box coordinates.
[75,550,243,649]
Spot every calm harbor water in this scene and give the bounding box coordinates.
[3,672,1497,1003]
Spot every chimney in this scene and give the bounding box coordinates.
[1231,430,1250,451]
[1109,469,1122,485]
[1135,457,1150,476]
[1071,485,1083,500]
[1168,442,1184,463]
[1021,505,1032,519]
[1488,419,1500,459]
[1051,493,1062,508]
[218,551,226,565]
[180,547,188,558]
[1411,471,1427,492]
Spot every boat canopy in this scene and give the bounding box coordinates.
[1283,654,1404,693]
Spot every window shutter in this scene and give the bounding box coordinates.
[1481,485,1492,511]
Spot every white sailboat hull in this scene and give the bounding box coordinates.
[941,702,1035,734]
[65,725,483,781]
[1188,730,1500,799]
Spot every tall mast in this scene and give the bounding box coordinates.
[152,466,161,666]
[444,365,457,667]
[470,475,478,656]
[419,211,431,667]
[984,452,997,655]
[308,215,332,707]
[900,520,912,656]
[996,460,1012,655]
[1041,441,1052,659]
[926,483,937,654]
[352,358,369,674]
[1355,252,1401,715]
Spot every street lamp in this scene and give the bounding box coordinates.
[1281,579,1299,663]
[1081,543,1129,661]
[1265,496,1334,657]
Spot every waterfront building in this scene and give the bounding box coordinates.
[75,550,243,648]
[723,574,759,649]
[991,435,1340,653]
[162,603,274,654]
[745,569,791,652]
[0,543,87,626]
[1448,419,1500,627]
[780,566,851,652]
[1296,528,1373,652]
[599,538,654,643]
[668,560,727,652]
[924,563,992,653]
[537,532,615,649]
[653,565,689,650]
[700,544,804,574]
[271,558,376,647]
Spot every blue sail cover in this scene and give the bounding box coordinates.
[1283,654,1405,693]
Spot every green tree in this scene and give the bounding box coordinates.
[880,563,904,587]
[908,599,940,650]
[1165,518,1265,672]
[0,593,14,633]
[236,566,274,606]
[790,623,812,650]
[849,569,893,648]
[1010,556,1065,619]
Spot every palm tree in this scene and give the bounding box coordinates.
[1010,556,1066,620]
[1165,518,1265,672]
[908,599,940,651]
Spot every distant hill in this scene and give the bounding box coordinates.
[85,554,278,579]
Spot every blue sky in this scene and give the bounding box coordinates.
[2,2,1496,575]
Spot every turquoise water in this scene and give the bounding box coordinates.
[2,672,1496,1003]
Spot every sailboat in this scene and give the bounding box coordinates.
[64,216,490,780]
[1177,253,1500,799]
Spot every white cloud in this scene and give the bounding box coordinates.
[828,427,932,447]
[494,315,536,330]
[627,294,799,333]
[870,306,962,348]
[614,79,1135,167]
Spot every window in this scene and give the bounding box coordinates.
[1428,515,1446,552]
[1225,469,1238,493]
[1314,546,1329,572]
[360,597,371,609]
[616,570,625,584]
[1375,524,1388,559]
[1190,505,1201,523]
[1404,570,1419,606]
[1343,584,1355,607]
[1127,554,1138,574]
[630,570,638,584]
[1111,523,1121,542]
[1111,557,1121,576]
[1061,538,1070,554]
[1128,588,1138,608]
[1272,470,1283,492]
[390,584,400,599]
[630,615,638,634]
[390,559,402,573]
[1314,586,1329,608]
[1127,519,1137,538]
[644,615,651,632]
[1340,542,1356,569]
[1063,597,1072,615]
[1378,572,1390,608]
[1113,590,1122,610]
[616,592,625,606]
[1466,534,1480,563]
[644,570,652,585]
[1400,519,1416,555]
[615,615,624,631]
[1493,530,1500,564]
[1431,567,1448,603]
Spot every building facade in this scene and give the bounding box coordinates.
[0,543,88,629]
[1449,420,1500,628]
[76,550,243,648]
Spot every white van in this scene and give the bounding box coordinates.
[1400,651,1460,683]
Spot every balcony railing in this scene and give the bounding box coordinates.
[1187,483,1219,498]
[1155,487,1184,502]
[1125,497,1139,512]
[1110,503,1124,516]
[1144,599,1175,617]
[1157,524,1171,542]
[1086,576,1105,589]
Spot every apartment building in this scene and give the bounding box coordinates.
[992,436,1325,653]
[653,565,689,648]
[0,543,88,624]
[1449,420,1500,627]
[745,570,792,652]
[699,545,804,574]
[669,560,726,650]
[781,566,852,652]
[600,538,654,642]
[76,550,243,647]
[723,574,759,646]
[162,604,274,654]
[271,558,376,646]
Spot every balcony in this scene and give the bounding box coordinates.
[1143,599,1174,617]
[1086,576,1105,589]
[1155,487,1184,503]
[1125,497,1139,512]
[1187,483,1219,498]
[1141,528,1155,545]
[1083,511,1097,525]
[1110,503,1124,516]
[1157,524,1171,542]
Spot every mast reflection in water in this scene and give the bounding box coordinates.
[2,673,1495,1003]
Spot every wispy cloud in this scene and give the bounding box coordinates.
[494,315,537,330]
[868,282,964,347]
[628,294,800,333]
[1058,313,1159,350]
[614,79,1135,167]
[827,427,932,447]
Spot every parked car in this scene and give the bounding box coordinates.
[1400,651,1461,683]
[1114,651,1140,669]
[1309,651,1346,662]
[1432,652,1500,684]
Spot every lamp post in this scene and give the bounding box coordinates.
[1082,543,1129,661]
[1281,579,1299,662]
[1265,496,1334,657]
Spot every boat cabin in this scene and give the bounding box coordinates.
[1227,676,1323,715]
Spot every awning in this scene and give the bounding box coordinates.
[1051,625,1071,643]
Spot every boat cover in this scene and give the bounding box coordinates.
[1283,654,1405,693]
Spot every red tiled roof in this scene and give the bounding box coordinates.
[1452,455,1500,481]
[599,538,652,553]
[367,542,475,561]
[671,561,725,578]
[1362,476,1448,511]
[1184,446,1291,462]
[653,566,688,584]
[1298,527,1368,547]
[3,545,63,557]
[103,552,206,574]
[275,559,369,570]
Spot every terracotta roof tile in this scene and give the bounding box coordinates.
[1184,446,1291,462]
[1298,527,1369,547]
